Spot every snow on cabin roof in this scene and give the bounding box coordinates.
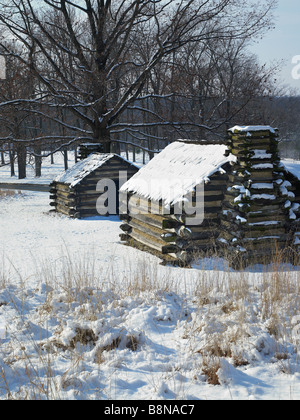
[229,125,277,134]
[121,141,235,206]
[282,159,300,181]
[54,153,115,187]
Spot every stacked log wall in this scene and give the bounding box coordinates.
[284,171,300,254]
[220,127,298,265]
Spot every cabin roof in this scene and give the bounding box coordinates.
[282,159,300,181]
[229,125,277,134]
[54,153,136,187]
[121,141,235,206]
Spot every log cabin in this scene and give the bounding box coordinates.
[119,140,236,264]
[50,153,139,219]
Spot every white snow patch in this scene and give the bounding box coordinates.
[251,150,272,160]
[282,159,300,181]
[252,163,273,170]
[250,194,276,200]
[251,183,274,190]
[229,125,276,134]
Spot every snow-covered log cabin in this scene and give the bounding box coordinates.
[120,126,300,266]
[119,140,236,264]
[50,153,139,219]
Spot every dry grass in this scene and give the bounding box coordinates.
[0,248,300,399]
[0,189,22,199]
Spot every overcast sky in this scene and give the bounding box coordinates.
[249,0,300,93]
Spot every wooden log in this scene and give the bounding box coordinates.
[189,230,219,240]
[224,194,284,208]
[77,204,99,211]
[55,189,77,200]
[231,142,273,151]
[128,195,150,214]
[164,225,192,238]
[247,202,285,212]
[123,212,185,232]
[203,189,224,197]
[127,211,165,229]
[205,179,228,187]
[228,173,273,183]
[247,213,287,224]
[76,195,99,205]
[129,227,178,254]
[162,218,183,229]
[204,180,228,194]
[56,203,77,216]
[73,187,102,195]
[185,238,215,248]
[120,233,130,242]
[127,196,184,221]
[54,198,77,208]
[243,228,286,239]
[162,244,180,254]
[55,182,75,193]
[203,199,222,207]
[161,233,178,243]
[241,239,287,251]
[74,210,100,218]
[55,200,77,210]
[120,223,132,233]
[128,217,165,239]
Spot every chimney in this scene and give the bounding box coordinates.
[219,125,295,266]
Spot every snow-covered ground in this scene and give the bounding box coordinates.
[0,153,300,400]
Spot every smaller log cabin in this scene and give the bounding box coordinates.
[50,153,139,219]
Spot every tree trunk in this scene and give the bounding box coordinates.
[95,126,111,153]
[9,144,15,177]
[64,149,68,170]
[35,144,42,177]
[74,145,78,163]
[102,141,111,153]
[17,143,26,179]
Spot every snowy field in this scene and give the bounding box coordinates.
[0,154,300,400]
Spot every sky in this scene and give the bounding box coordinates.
[249,0,300,93]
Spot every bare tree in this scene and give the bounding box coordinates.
[0,45,38,178]
[0,0,277,157]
